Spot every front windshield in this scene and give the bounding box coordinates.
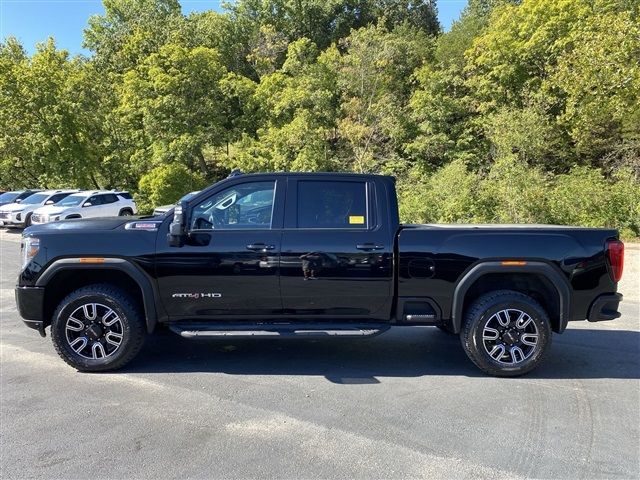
[56,194,86,207]
[20,193,48,205]
[0,192,20,203]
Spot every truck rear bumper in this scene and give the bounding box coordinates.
[587,293,623,322]
[15,286,46,336]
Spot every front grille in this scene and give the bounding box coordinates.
[0,212,9,220]
[32,214,42,223]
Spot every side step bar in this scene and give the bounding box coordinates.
[168,323,390,339]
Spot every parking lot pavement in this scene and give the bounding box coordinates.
[1,233,639,479]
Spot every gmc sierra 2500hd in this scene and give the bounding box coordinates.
[15,172,624,376]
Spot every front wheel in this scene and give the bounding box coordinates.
[460,290,552,377]
[51,284,145,372]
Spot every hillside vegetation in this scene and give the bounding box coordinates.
[0,0,638,236]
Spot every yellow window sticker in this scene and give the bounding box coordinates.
[349,215,365,225]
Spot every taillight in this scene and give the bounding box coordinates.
[606,239,624,283]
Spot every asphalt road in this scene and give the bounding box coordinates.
[1,230,639,479]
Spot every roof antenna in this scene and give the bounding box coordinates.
[228,169,243,178]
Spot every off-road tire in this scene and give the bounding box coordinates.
[460,290,552,377]
[51,284,145,372]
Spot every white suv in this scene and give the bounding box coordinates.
[31,191,137,225]
[0,190,78,228]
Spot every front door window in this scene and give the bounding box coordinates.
[191,181,275,230]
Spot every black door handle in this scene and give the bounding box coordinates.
[246,243,275,251]
[356,243,384,251]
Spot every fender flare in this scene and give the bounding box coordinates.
[451,261,571,333]
[36,258,158,333]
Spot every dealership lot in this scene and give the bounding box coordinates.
[1,231,638,479]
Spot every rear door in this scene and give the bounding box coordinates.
[100,193,120,216]
[279,177,394,320]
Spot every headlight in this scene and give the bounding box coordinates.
[21,237,40,270]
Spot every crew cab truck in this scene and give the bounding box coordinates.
[15,172,624,376]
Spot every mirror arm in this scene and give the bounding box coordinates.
[167,200,189,247]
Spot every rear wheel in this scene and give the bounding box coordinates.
[51,284,145,372]
[119,209,133,216]
[460,290,552,377]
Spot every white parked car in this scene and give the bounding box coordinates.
[31,191,137,225]
[0,190,78,228]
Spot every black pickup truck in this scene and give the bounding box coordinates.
[16,172,624,376]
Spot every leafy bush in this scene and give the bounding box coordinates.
[397,160,640,239]
[476,155,549,224]
[136,163,206,214]
[398,159,478,224]
[548,167,640,238]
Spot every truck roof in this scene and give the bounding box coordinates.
[226,171,396,181]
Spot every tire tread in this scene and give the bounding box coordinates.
[460,290,551,377]
[51,284,145,372]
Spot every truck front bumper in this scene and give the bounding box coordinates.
[15,286,46,336]
[587,293,623,322]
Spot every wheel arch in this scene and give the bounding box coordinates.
[36,259,158,333]
[451,261,571,334]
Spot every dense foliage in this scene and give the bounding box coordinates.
[0,0,638,236]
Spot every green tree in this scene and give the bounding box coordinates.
[0,38,117,189]
[336,23,433,172]
[136,163,206,213]
[233,38,339,172]
[84,0,183,73]
[550,5,640,165]
[119,44,230,176]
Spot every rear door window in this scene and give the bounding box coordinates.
[297,181,368,229]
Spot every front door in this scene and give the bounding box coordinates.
[279,178,394,320]
[155,178,285,319]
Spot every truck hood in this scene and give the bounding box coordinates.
[24,217,132,234]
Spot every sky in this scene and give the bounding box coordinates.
[0,0,468,56]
